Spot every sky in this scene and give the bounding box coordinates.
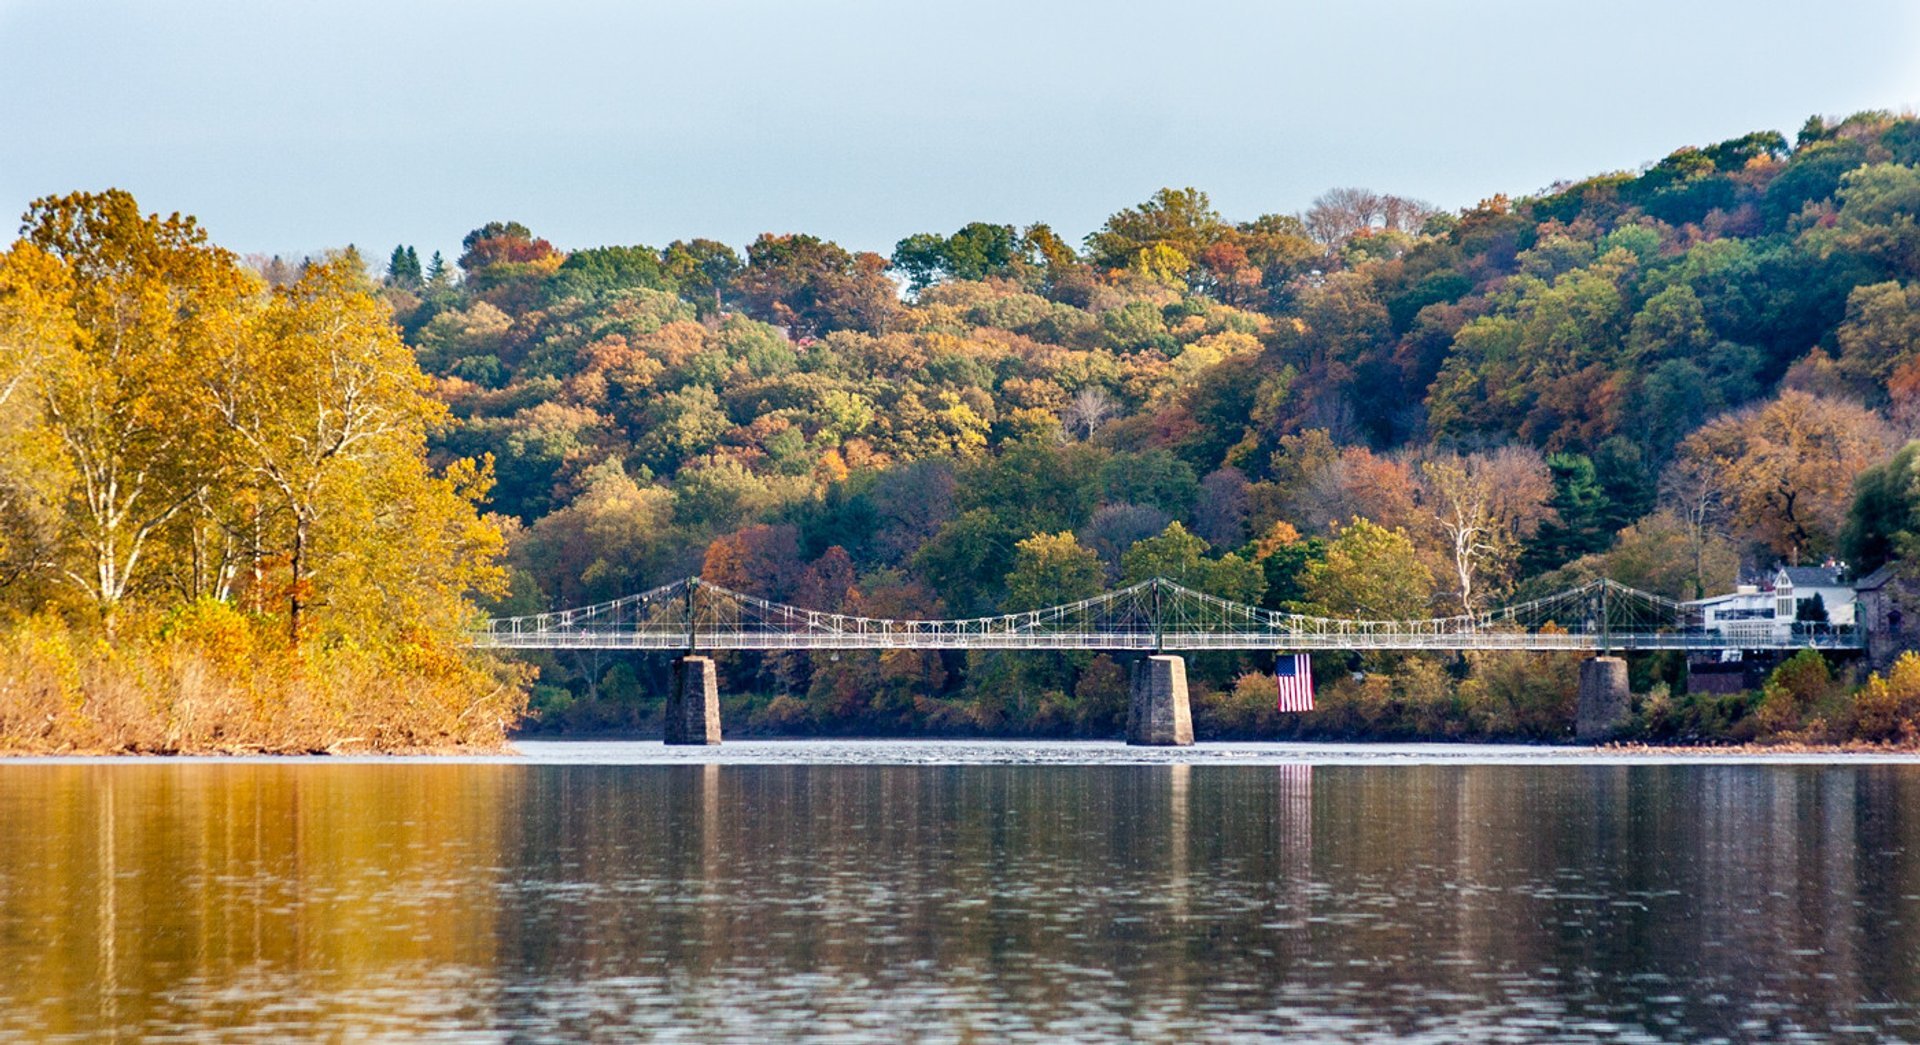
[3,1,1919,264]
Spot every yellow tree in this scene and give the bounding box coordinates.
[18,191,253,628]
[309,453,507,647]
[0,244,75,593]
[207,257,449,640]
[1004,531,1104,612]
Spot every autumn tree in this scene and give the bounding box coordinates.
[208,257,470,639]
[458,220,556,273]
[16,190,255,628]
[702,523,804,600]
[0,242,73,592]
[738,234,898,337]
[518,461,679,608]
[1835,280,1920,401]
[1675,390,1894,559]
[1416,446,1554,613]
[1302,187,1434,252]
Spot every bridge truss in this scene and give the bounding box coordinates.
[473,577,1862,653]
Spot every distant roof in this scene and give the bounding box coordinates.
[1777,565,1847,587]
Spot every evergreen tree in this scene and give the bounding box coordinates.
[1591,436,1654,534]
[387,244,423,288]
[1524,453,1612,573]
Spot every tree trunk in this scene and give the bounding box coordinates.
[288,515,310,643]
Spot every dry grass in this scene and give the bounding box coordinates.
[0,610,528,756]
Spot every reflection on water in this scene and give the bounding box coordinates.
[2,756,1918,1040]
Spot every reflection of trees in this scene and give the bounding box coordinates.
[0,764,514,1037]
[3,763,1919,1037]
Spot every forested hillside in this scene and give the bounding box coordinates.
[11,113,1919,749]
[371,110,1920,741]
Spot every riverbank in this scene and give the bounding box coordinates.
[10,738,1920,764]
[0,610,528,757]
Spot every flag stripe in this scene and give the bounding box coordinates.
[1276,653,1315,712]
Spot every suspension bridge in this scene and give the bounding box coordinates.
[473,576,1862,653]
[474,576,1862,746]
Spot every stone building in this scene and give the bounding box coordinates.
[1856,565,1920,673]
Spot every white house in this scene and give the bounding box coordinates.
[1772,565,1857,628]
[1685,565,1856,647]
[1687,585,1779,647]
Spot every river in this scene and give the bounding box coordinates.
[3,741,1918,1041]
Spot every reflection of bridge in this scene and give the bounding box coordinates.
[475,576,1862,653]
[475,576,1861,748]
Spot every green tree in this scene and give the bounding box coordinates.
[891,223,1023,291]
[1003,531,1104,612]
[913,508,1023,615]
[1524,453,1612,572]
[1085,187,1227,270]
[1120,521,1210,587]
[1297,518,1434,620]
[1841,440,1920,574]
[387,244,422,288]
[548,245,672,300]
[1119,521,1264,602]
[662,238,743,313]
[1098,450,1198,516]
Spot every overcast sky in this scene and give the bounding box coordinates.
[3,1,1918,263]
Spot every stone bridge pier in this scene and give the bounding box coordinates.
[1127,654,1194,746]
[1575,655,1631,742]
[666,655,723,745]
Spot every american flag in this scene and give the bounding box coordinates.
[1275,653,1315,712]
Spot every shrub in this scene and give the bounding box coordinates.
[0,613,527,754]
[1854,652,1920,744]
[1754,649,1848,742]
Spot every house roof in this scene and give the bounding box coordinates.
[1777,565,1848,588]
[1684,590,1773,608]
[1857,564,1900,592]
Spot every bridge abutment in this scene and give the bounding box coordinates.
[1127,655,1194,746]
[666,655,723,745]
[1575,655,1631,743]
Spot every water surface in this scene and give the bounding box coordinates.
[2,743,1917,1040]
